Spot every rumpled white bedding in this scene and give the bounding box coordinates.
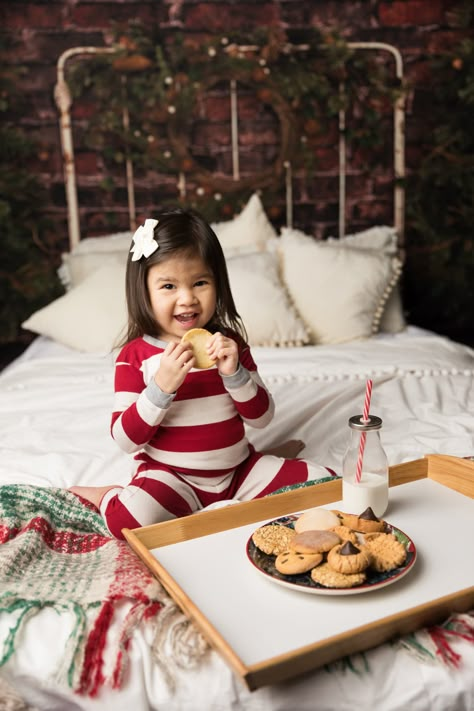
[0,326,473,711]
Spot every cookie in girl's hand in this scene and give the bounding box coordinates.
[181,328,215,369]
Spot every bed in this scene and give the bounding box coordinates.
[0,36,473,711]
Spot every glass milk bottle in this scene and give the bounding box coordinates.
[342,415,389,517]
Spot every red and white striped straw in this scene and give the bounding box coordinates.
[355,379,373,483]
[361,378,373,424]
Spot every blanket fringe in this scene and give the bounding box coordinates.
[324,652,369,675]
[53,602,88,689]
[0,600,43,668]
[0,484,171,697]
[396,612,474,667]
[324,611,474,677]
[150,601,209,691]
[111,599,163,690]
[77,600,114,696]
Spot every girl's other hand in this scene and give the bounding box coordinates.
[208,331,239,376]
[154,341,195,393]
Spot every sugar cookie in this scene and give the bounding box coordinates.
[294,508,340,533]
[181,328,215,369]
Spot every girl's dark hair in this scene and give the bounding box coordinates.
[120,208,247,346]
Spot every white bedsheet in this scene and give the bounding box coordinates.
[1,326,472,489]
[0,327,473,710]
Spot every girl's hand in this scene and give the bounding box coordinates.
[154,341,195,393]
[207,331,239,376]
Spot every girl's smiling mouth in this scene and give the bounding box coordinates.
[175,312,199,324]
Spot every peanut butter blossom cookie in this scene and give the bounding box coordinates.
[327,541,372,575]
[336,506,386,533]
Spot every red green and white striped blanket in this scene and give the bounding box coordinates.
[0,485,186,697]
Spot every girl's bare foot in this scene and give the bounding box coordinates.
[265,439,305,459]
[68,485,118,509]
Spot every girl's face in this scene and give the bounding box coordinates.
[146,252,217,342]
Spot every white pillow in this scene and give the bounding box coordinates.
[329,224,406,333]
[211,193,277,255]
[70,231,133,255]
[58,232,132,291]
[58,194,276,290]
[66,194,276,259]
[22,263,127,353]
[24,252,307,353]
[59,251,128,291]
[283,226,406,333]
[278,230,402,345]
[327,225,399,255]
[226,252,309,347]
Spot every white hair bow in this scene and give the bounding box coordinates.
[130,219,159,261]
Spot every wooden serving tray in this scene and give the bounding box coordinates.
[123,455,474,690]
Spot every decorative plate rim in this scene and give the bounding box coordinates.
[246,514,417,596]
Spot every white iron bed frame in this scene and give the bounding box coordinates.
[53,41,406,251]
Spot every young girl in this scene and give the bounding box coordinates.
[70,209,335,538]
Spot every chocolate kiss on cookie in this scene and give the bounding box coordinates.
[359,506,379,521]
[340,541,360,556]
[355,506,385,533]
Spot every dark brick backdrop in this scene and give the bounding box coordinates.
[1,0,472,348]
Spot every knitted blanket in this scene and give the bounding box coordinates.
[0,485,472,701]
[0,485,206,698]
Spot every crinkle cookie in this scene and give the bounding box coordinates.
[363,532,407,572]
[311,562,367,589]
[290,529,341,554]
[275,550,323,575]
[327,541,372,575]
[251,524,296,555]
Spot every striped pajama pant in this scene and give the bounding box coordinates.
[100,449,337,539]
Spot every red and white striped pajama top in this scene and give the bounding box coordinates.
[100,333,335,538]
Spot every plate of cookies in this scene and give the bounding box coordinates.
[247,506,416,595]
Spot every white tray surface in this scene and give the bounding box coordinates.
[151,478,474,666]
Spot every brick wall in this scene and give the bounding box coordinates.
[1,1,470,248]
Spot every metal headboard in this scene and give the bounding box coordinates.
[54,42,405,251]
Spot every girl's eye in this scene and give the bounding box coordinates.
[195,280,208,287]
[161,283,175,290]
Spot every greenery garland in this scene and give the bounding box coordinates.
[68,23,402,221]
